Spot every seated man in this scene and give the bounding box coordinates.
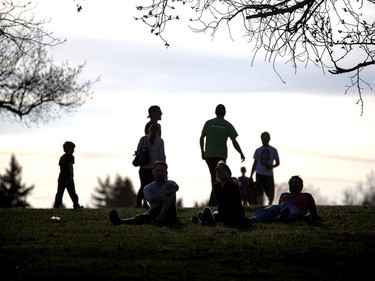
[250,175,321,224]
[109,161,179,226]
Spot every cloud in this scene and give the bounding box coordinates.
[49,35,359,98]
[284,148,375,164]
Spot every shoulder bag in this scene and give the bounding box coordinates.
[132,136,150,167]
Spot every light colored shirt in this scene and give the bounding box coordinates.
[137,135,166,169]
[253,145,279,176]
[144,180,179,209]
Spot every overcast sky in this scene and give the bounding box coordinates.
[1,0,374,208]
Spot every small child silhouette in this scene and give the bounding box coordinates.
[53,141,83,209]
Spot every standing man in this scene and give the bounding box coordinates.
[199,104,245,206]
[145,105,162,135]
[250,131,280,206]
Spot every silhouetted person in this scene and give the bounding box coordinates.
[53,141,83,209]
[192,161,252,228]
[250,131,280,205]
[238,166,250,206]
[136,124,165,208]
[110,161,179,226]
[200,104,245,206]
[145,105,162,136]
[250,175,321,224]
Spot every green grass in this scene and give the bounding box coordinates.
[1,206,375,281]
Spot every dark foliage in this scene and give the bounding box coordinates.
[0,154,34,207]
[91,174,136,208]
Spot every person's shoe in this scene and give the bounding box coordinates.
[74,205,84,209]
[188,216,199,224]
[109,209,122,226]
[308,215,323,226]
[197,211,205,224]
[203,207,216,226]
[150,220,164,227]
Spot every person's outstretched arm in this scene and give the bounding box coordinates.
[232,139,245,162]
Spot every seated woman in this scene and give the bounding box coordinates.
[250,175,321,224]
[193,160,252,228]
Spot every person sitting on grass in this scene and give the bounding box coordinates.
[250,175,322,224]
[109,161,179,226]
[192,160,252,228]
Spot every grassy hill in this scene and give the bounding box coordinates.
[1,206,374,281]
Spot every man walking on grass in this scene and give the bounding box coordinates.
[199,104,245,206]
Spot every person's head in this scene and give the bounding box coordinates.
[153,161,168,182]
[261,131,270,145]
[215,104,226,118]
[148,123,161,145]
[148,123,161,135]
[216,160,231,181]
[63,141,75,154]
[240,166,247,174]
[288,175,303,194]
[147,105,162,121]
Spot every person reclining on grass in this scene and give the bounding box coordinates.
[250,175,322,224]
[192,160,252,228]
[109,161,179,226]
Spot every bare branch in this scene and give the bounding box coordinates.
[0,0,64,52]
[135,0,375,113]
[0,1,98,124]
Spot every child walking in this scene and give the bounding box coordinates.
[53,141,84,209]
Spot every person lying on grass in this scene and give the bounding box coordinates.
[250,175,322,224]
[191,160,252,228]
[109,161,179,226]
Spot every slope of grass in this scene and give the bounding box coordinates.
[1,206,374,281]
